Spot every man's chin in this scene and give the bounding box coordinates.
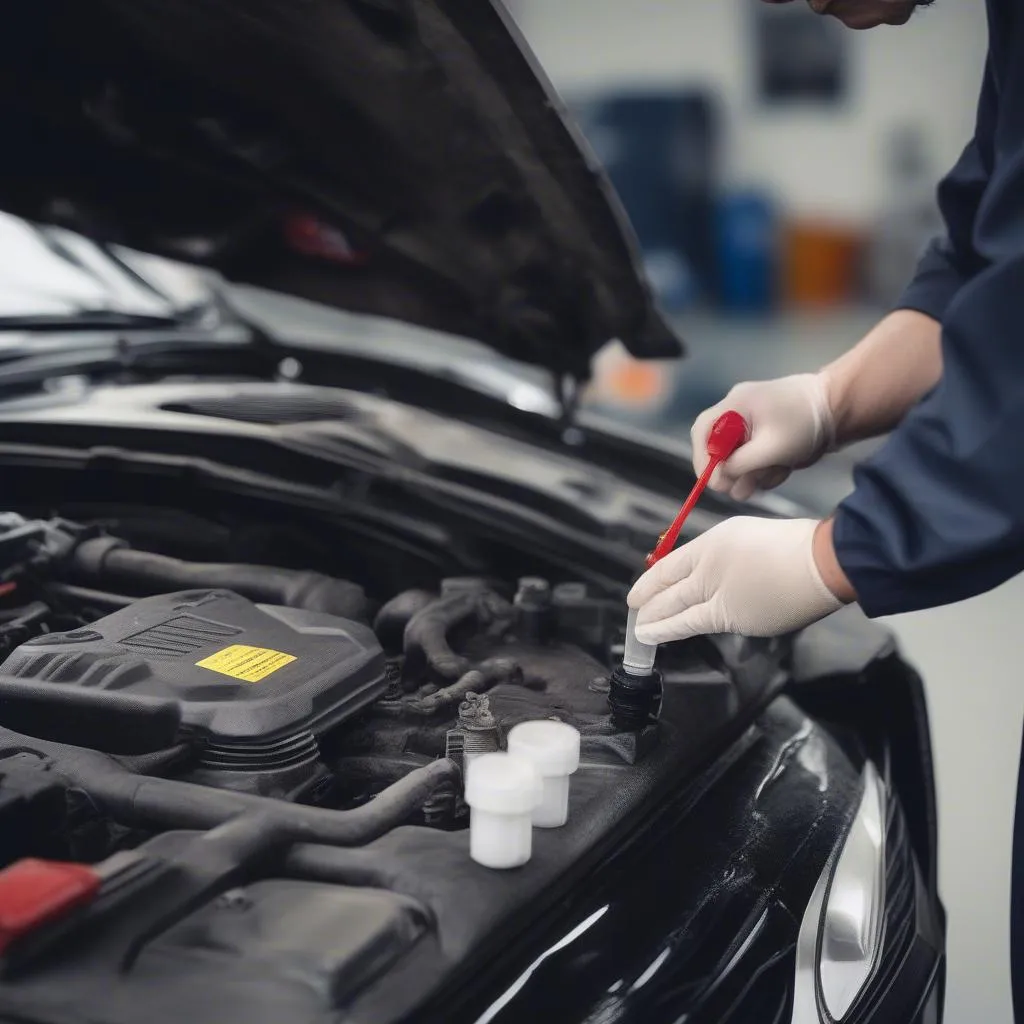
[805,0,918,28]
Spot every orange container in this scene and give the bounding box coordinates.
[782,220,865,309]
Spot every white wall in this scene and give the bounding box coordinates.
[513,0,988,223]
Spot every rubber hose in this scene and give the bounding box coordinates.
[44,582,135,612]
[405,658,520,716]
[115,743,193,777]
[0,602,50,626]
[373,589,437,655]
[285,843,404,891]
[0,725,458,847]
[68,536,368,621]
[403,589,511,681]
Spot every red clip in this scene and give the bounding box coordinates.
[0,859,100,954]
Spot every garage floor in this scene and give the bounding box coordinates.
[672,308,1018,1024]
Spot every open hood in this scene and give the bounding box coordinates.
[0,0,683,380]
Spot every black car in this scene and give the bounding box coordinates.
[0,2,943,1022]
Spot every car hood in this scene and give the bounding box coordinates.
[0,0,682,380]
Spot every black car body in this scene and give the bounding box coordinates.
[0,2,943,1022]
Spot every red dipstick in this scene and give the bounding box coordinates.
[645,410,750,569]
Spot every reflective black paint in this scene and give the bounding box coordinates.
[0,0,682,379]
[412,698,943,1024]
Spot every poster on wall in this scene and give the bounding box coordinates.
[753,2,848,104]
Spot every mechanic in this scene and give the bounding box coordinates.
[627,0,1024,1014]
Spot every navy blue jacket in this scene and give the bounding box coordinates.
[833,0,1024,617]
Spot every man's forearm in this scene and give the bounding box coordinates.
[821,309,943,446]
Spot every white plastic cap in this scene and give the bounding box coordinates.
[465,753,542,869]
[465,752,543,814]
[507,720,581,829]
[507,720,581,777]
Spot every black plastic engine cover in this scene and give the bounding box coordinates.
[0,590,386,745]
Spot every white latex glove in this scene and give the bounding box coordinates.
[628,517,843,644]
[691,373,835,501]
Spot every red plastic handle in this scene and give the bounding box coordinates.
[645,410,749,569]
[705,410,750,461]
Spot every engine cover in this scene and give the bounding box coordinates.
[0,589,386,747]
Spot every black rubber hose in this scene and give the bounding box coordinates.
[67,536,368,620]
[285,843,404,890]
[115,743,193,777]
[403,589,512,681]
[405,658,520,716]
[373,589,437,654]
[0,602,49,627]
[44,582,135,612]
[0,725,458,846]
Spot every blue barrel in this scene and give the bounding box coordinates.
[579,91,719,310]
[715,191,778,315]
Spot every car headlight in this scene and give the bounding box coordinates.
[793,761,887,1022]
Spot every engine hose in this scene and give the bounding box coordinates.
[373,589,437,655]
[0,603,51,653]
[44,582,135,612]
[0,725,458,847]
[405,658,520,716]
[66,536,368,621]
[115,743,193,777]
[0,601,49,628]
[403,589,512,681]
[285,843,404,891]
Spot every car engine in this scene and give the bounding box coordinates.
[0,505,792,1023]
[0,509,672,815]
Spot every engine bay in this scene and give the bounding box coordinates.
[0,486,792,1023]
[0,510,669,810]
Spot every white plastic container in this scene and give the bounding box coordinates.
[465,752,542,869]
[507,720,581,828]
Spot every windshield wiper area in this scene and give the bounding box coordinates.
[0,330,271,396]
[0,213,230,333]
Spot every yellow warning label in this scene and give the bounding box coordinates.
[195,645,296,683]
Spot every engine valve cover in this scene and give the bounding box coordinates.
[1,589,386,743]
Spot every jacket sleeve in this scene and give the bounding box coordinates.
[834,251,1024,616]
[832,56,1024,618]
[896,58,996,323]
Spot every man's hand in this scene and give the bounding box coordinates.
[691,374,835,501]
[691,311,943,503]
[628,517,854,644]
